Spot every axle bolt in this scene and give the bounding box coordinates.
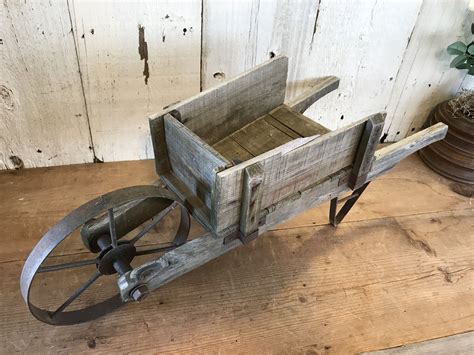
[130,284,149,302]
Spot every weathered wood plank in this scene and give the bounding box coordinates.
[269,105,330,137]
[286,76,340,114]
[164,115,229,209]
[213,118,367,232]
[349,113,385,189]
[239,163,264,241]
[71,1,201,161]
[160,172,211,230]
[363,331,474,355]
[368,123,448,180]
[1,0,93,169]
[384,0,472,141]
[212,136,254,162]
[263,115,301,139]
[149,115,171,175]
[150,56,288,146]
[231,116,294,156]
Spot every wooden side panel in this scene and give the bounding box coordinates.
[72,0,202,162]
[150,56,288,146]
[0,0,93,169]
[213,118,367,232]
[164,115,228,210]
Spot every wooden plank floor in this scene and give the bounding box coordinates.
[0,154,473,353]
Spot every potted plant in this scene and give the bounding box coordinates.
[419,25,474,187]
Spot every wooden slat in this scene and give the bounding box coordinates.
[164,115,229,210]
[269,105,330,137]
[368,123,448,180]
[239,163,264,241]
[149,115,171,175]
[349,112,385,189]
[364,331,474,355]
[212,136,254,162]
[71,1,202,162]
[231,116,294,156]
[263,116,301,139]
[286,76,340,114]
[150,56,288,146]
[212,118,367,232]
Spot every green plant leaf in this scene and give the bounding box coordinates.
[456,63,469,69]
[447,41,467,55]
[450,54,468,68]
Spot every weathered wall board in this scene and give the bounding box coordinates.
[202,0,422,132]
[71,0,202,162]
[384,0,474,140]
[0,0,93,169]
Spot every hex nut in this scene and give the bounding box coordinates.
[130,284,149,302]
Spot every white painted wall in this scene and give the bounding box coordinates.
[1,0,472,169]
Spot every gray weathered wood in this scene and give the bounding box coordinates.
[119,232,242,301]
[349,112,386,189]
[262,123,448,231]
[263,115,301,139]
[149,115,171,174]
[160,172,212,230]
[212,118,367,232]
[149,56,288,145]
[363,331,474,355]
[286,76,340,114]
[212,136,254,162]
[368,122,448,180]
[269,105,330,137]
[164,115,229,209]
[231,116,294,156]
[239,163,264,242]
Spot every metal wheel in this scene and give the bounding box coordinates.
[20,185,190,325]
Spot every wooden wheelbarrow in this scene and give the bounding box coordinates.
[20,56,448,325]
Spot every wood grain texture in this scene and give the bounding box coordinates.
[364,331,474,354]
[0,157,472,353]
[384,0,473,141]
[269,105,330,137]
[286,76,340,114]
[369,123,448,180]
[164,115,228,210]
[0,0,93,169]
[213,117,367,232]
[349,113,385,189]
[150,56,288,146]
[239,163,264,238]
[72,0,202,162]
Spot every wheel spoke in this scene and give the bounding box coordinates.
[51,271,101,317]
[129,201,178,245]
[135,244,175,256]
[108,208,118,248]
[37,258,98,273]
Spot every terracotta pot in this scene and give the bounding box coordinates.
[419,100,474,184]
